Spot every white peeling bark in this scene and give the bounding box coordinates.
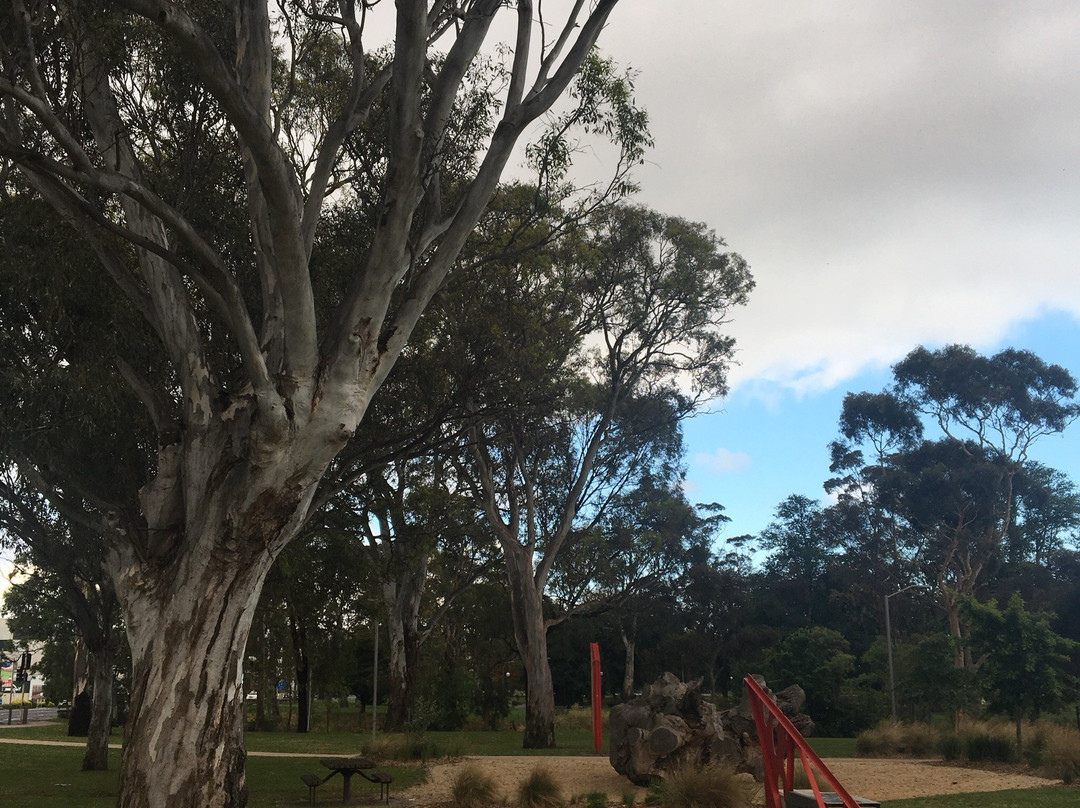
[382,562,425,731]
[503,545,556,748]
[114,547,275,808]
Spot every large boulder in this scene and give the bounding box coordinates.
[608,673,813,786]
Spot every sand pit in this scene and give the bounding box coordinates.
[394,755,1059,805]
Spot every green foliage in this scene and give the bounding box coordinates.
[936,733,963,761]
[526,52,651,201]
[891,633,979,720]
[936,719,1020,765]
[763,626,871,735]
[964,733,1018,763]
[422,666,477,732]
[516,766,564,808]
[962,593,1079,748]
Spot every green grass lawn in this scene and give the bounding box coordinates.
[0,738,424,808]
[885,788,1078,808]
[0,721,853,758]
[807,737,858,758]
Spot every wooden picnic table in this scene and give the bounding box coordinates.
[318,756,376,804]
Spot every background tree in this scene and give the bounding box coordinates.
[754,495,832,627]
[832,345,1080,669]
[465,204,752,746]
[678,549,753,696]
[962,593,1078,752]
[761,625,861,736]
[0,473,121,771]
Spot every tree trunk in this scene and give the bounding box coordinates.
[620,617,636,703]
[288,609,312,734]
[382,556,426,731]
[113,551,274,808]
[295,654,311,734]
[942,590,967,670]
[72,637,90,702]
[82,643,114,771]
[503,548,556,748]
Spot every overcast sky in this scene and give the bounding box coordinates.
[592,2,1080,537]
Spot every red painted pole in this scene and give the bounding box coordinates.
[590,642,602,754]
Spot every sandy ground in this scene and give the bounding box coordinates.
[393,755,1060,806]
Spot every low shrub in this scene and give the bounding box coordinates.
[645,763,757,808]
[359,736,455,762]
[936,734,963,761]
[964,732,1016,763]
[955,719,1017,764]
[517,766,564,808]
[898,721,939,755]
[451,764,500,808]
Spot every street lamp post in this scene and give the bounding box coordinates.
[885,584,922,723]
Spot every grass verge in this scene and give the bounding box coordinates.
[885,787,1078,807]
[0,738,424,807]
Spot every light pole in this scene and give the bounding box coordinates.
[371,621,379,742]
[885,584,922,723]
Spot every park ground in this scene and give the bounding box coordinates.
[0,718,1075,807]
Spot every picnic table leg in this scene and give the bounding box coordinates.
[341,771,353,803]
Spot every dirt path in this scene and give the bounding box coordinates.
[393,755,1059,806]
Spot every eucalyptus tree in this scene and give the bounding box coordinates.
[323,454,491,731]
[465,204,753,746]
[0,2,634,804]
[1008,463,1080,567]
[832,345,1080,668]
[0,482,122,771]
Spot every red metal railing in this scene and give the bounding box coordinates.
[744,675,860,808]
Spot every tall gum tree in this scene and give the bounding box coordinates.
[0,2,628,805]
[832,345,1080,670]
[465,205,753,746]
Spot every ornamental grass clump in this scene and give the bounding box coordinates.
[517,766,564,808]
[856,720,938,757]
[856,721,903,756]
[451,765,501,808]
[645,763,757,808]
[957,719,1017,764]
[1035,723,1080,784]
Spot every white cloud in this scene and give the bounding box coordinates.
[695,447,753,475]
[600,1,1080,399]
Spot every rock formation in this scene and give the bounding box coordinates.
[608,673,813,786]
